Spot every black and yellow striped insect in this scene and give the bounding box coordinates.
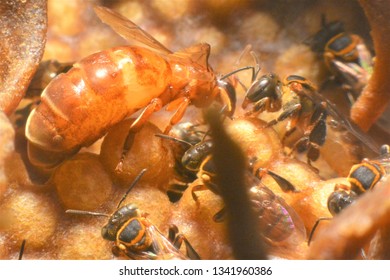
[327,144,389,216]
[242,70,380,166]
[304,16,373,103]
[66,169,200,260]
[242,73,328,165]
[156,129,306,247]
[157,130,297,201]
[309,145,389,245]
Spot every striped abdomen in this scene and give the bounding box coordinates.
[348,160,386,194]
[26,46,171,153]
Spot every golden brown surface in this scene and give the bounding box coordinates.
[0,187,60,254]
[53,153,113,211]
[100,119,175,189]
[1,0,389,260]
[170,186,231,260]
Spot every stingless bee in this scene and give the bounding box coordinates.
[242,72,380,166]
[304,16,373,103]
[155,130,306,248]
[242,73,327,164]
[192,155,306,247]
[328,144,389,216]
[308,144,390,245]
[157,121,297,201]
[25,6,236,170]
[66,169,200,260]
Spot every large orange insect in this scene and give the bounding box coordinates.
[25,6,235,170]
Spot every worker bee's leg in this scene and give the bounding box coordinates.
[289,107,327,166]
[190,179,209,202]
[267,103,301,137]
[168,225,201,260]
[244,97,270,116]
[255,168,298,192]
[167,183,188,202]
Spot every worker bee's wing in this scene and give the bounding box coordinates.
[323,96,380,154]
[94,6,172,55]
[298,87,381,155]
[249,185,307,245]
[145,225,188,260]
[244,173,306,245]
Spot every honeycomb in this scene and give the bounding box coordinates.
[1,0,389,260]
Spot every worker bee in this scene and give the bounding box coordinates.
[328,144,389,215]
[158,122,297,201]
[188,144,298,201]
[242,72,380,166]
[241,73,283,114]
[66,169,200,260]
[25,6,236,170]
[308,144,390,245]
[152,122,209,202]
[156,130,305,247]
[193,155,306,246]
[304,16,373,103]
[248,183,306,245]
[242,73,327,165]
[100,204,200,260]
